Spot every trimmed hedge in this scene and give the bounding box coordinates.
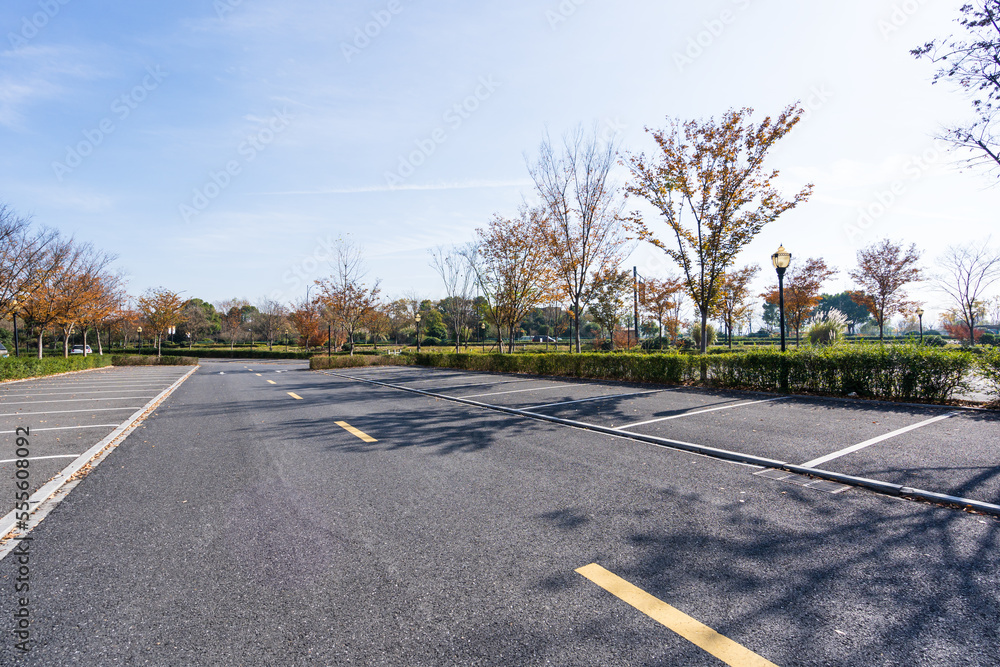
[0,354,113,381]
[140,348,310,359]
[310,355,414,370]
[111,355,199,366]
[401,346,976,403]
[978,349,1000,400]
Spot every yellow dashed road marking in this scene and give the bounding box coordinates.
[576,564,779,667]
[335,421,377,443]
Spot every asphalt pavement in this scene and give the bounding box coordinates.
[0,359,996,666]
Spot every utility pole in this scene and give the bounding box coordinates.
[633,266,640,346]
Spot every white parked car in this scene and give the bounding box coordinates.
[70,345,93,354]
[0,343,7,357]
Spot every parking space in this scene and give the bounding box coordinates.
[333,365,1000,508]
[0,365,194,516]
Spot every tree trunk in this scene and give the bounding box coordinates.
[574,299,582,353]
[63,332,70,358]
[83,330,89,357]
[700,309,709,354]
[96,328,103,355]
[37,332,44,359]
[157,334,162,358]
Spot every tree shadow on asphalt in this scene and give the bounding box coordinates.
[533,484,1000,667]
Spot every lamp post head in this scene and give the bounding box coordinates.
[137,327,142,333]
[771,245,792,271]
[916,307,924,317]
[415,313,421,323]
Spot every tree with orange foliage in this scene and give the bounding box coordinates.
[640,277,685,347]
[468,207,554,353]
[849,239,922,341]
[717,265,761,348]
[762,258,836,345]
[136,288,186,357]
[287,299,329,350]
[625,105,813,353]
[315,239,381,355]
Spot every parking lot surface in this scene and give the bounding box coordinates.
[0,359,996,666]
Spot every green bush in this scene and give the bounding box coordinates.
[406,346,975,402]
[978,348,1000,400]
[0,354,113,381]
[689,323,717,346]
[310,355,413,370]
[111,355,199,366]
[922,335,946,347]
[149,348,310,359]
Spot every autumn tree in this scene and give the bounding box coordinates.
[430,245,476,352]
[467,207,554,353]
[912,1,1000,175]
[315,239,381,355]
[137,288,186,357]
[79,269,127,355]
[625,105,813,353]
[716,265,761,348]
[255,298,288,350]
[762,258,836,345]
[287,299,328,350]
[363,302,392,349]
[640,277,685,347]
[588,269,631,348]
[849,239,923,340]
[528,126,628,352]
[935,238,1000,346]
[0,204,57,319]
[19,236,90,358]
[53,246,118,356]
[216,299,251,350]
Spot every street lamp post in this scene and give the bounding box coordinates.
[481,321,486,352]
[415,313,422,352]
[11,298,19,358]
[137,327,142,354]
[187,332,192,349]
[916,307,924,343]
[284,329,289,353]
[771,245,792,353]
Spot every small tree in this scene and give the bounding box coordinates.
[467,207,554,353]
[137,288,186,357]
[935,238,1000,347]
[315,239,381,355]
[641,277,685,348]
[625,104,813,353]
[762,258,837,345]
[430,245,476,353]
[588,269,631,348]
[716,264,760,348]
[849,239,922,340]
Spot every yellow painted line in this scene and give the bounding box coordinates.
[255,373,262,377]
[267,380,277,385]
[575,564,779,667]
[335,421,377,443]
[287,392,303,400]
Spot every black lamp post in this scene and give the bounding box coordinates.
[916,307,924,343]
[415,313,422,352]
[137,326,142,353]
[284,329,289,352]
[11,298,19,358]
[187,332,192,349]
[771,245,792,352]
[480,321,486,352]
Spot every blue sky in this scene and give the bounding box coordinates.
[1,0,995,323]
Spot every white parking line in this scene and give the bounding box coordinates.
[799,412,960,468]
[0,407,142,417]
[0,424,120,434]
[615,397,789,430]
[0,389,171,397]
[0,397,157,405]
[462,385,566,399]
[527,390,661,410]
[0,455,81,464]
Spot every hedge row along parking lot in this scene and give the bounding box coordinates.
[311,346,999,404]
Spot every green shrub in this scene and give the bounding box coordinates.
[111,355,199,366]
[689,323,717,346]
[922,335,946,347]
[0,354,113,381]
[310,355,413,370]
[421,337,442,347]
[980,331,997,346]
[807,310,847,345]
[405,346,975,402]
[978,348,1000,400]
